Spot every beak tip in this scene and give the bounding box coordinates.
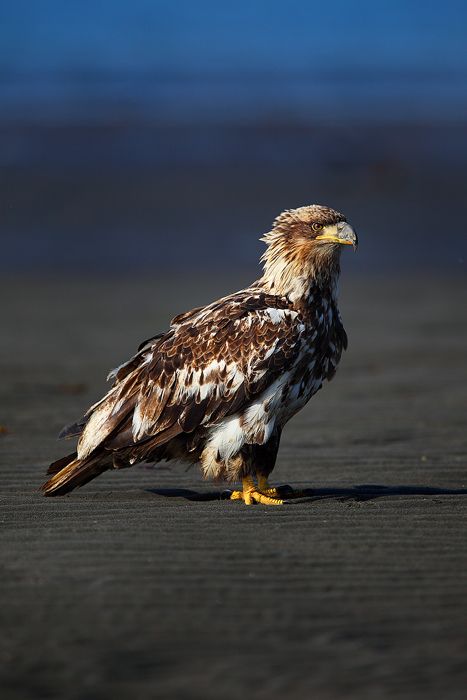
[337,221,357,249]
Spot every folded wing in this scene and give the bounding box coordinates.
[76,292,304,461]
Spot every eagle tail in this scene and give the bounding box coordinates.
[47,451,78,475]
[41,451,109,497]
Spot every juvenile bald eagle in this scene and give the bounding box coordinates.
[42,205,357,505]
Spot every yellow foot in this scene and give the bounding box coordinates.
[260,486,284,498]
[265,486,306,499]
[257,476,306,499]
[244,489,283,506]
[229,477,283,506]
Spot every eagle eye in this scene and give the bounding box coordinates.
[312,223,323,232]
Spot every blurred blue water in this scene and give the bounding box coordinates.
[1,0,466,124]
[1,1,466,273]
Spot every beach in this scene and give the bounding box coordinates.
[1,272,466,699]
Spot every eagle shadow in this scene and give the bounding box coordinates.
[147,483,467,503]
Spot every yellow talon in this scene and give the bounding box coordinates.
[257,475,306,499]
[260,487,283,498]
[229,476,283,506]
[257,475,279,495]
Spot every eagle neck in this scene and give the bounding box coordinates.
[259,258,340,311]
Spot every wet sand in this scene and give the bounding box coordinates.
[1,273,467,699]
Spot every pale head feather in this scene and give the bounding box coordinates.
[259,205,346,302]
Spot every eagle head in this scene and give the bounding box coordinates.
[260,204,357,301]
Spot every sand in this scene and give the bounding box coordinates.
[1,273,466,699]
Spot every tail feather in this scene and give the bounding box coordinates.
[41,452,109,496]
[47,451,78,475]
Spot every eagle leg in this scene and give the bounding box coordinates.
[229,476,284,506]
[257,475,306,499]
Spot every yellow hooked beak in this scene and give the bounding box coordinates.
[315,221,358,249]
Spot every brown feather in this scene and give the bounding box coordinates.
[43,203,353,494]
[41,452,110,496]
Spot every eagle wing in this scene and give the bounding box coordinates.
[76,292,304,460]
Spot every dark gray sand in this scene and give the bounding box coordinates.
[1,274,467,699]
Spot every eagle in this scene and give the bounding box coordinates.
[42,205,357,505]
